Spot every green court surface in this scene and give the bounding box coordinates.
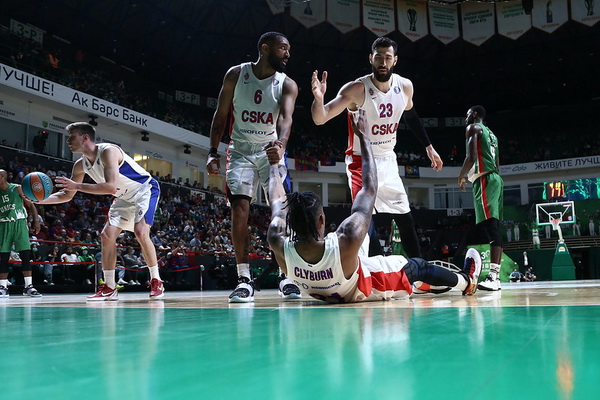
[4,305,599,400]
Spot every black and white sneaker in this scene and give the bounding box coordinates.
[0,285,8,298]
[228,277,255,303]
[278,275,302,300]
[23,285,42,297]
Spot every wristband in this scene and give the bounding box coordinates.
[209,147,219,156]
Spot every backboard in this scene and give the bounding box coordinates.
[536,201,576,226]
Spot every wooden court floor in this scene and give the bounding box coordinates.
[3,281,600,400]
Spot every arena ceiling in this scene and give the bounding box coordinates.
[4,0,600,116]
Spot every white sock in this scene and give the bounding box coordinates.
[148,265,160,280]
[0,279,7,288]
[24,276,32,287]
[490,263,501,279]
[104,270,116,289]
[237,263,251,280]
[455,273,468,291]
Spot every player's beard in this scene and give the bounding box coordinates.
[268,53,287,73]
[372,64,393,82]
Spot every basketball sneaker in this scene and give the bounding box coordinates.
[87,284,119,301]
[0,285,8,298]
[278,275,301,299]
[23,285,42,297]
[478,274,501,291]
[149,278,165,299]
[229,276,255,303]
[462,248,482,296]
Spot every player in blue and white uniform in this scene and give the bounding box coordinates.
[39,122,164,301]
[207,32,300,303]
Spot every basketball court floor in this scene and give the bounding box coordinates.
[4,280,600,400]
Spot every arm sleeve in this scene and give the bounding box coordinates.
[403,108,431,148]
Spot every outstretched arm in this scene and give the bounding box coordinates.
[337,111,377,277]
[37,160,84,204]
[266,162,289,275]
[311,72,364,125]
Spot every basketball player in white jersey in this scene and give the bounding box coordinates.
[267,114,480,303]
[206,32,301,302]
[38,122,164,301]
[311,37,443,259]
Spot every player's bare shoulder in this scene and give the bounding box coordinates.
[224,65,242,83]
[339,79,366,109]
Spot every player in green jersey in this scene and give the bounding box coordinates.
[0,170,41,297]
[458,105,504,291]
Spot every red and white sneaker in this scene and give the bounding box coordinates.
[462,248,482,296]
[87,284,119,301]
[149,278,164,299]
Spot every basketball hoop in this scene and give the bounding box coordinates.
[551,218,561,231]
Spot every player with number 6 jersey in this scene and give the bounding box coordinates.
[207,32,301,303]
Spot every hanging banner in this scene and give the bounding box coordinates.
[461,1,495,46]
[571,0,600,26]
[496,1,532,40]
[266,0,285,15]
[532,0,568,32]
[396,0,428,42]
[363,0,396,36]
[291,0,327,28]
[428,2,459,44]
[327,0,361,33]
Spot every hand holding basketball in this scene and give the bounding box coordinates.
[21,172,53,202]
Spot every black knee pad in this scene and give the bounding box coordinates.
[0,253,10,274]
[19,250,32,272]
[484,218,502,247]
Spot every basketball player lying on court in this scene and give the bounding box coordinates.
[266,114,482,303]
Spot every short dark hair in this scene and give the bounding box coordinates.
[66,122,96,141]
[372,37,398,55]
[257,31,287,53]
[285,191,322,242]
[470,105,486,118]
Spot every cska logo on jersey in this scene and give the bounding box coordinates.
[369,88,374,96]
[244,72,250,81]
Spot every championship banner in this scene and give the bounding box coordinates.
[291,0,327,28]
[327,0,361,33]
[570,0,600,26]
[396,0,428,42]
[496,1,532,39]
[428,2,459,44]
[266,0,286,14]
[532,0,568,33]
[461,1,495,46]
[363,0,396,35]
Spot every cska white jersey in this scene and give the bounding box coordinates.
[346,73,408,157]
[81,143,152,202]
[230,62,286,145]
[283,232,412,303]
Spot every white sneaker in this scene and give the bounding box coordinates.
[23,285,42,297]
[0,285,8,298]
[228,277,255,303]
[278,276,302,299]
[462,248,482,296]
[478,274,501,291]
[118,278,128,285]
